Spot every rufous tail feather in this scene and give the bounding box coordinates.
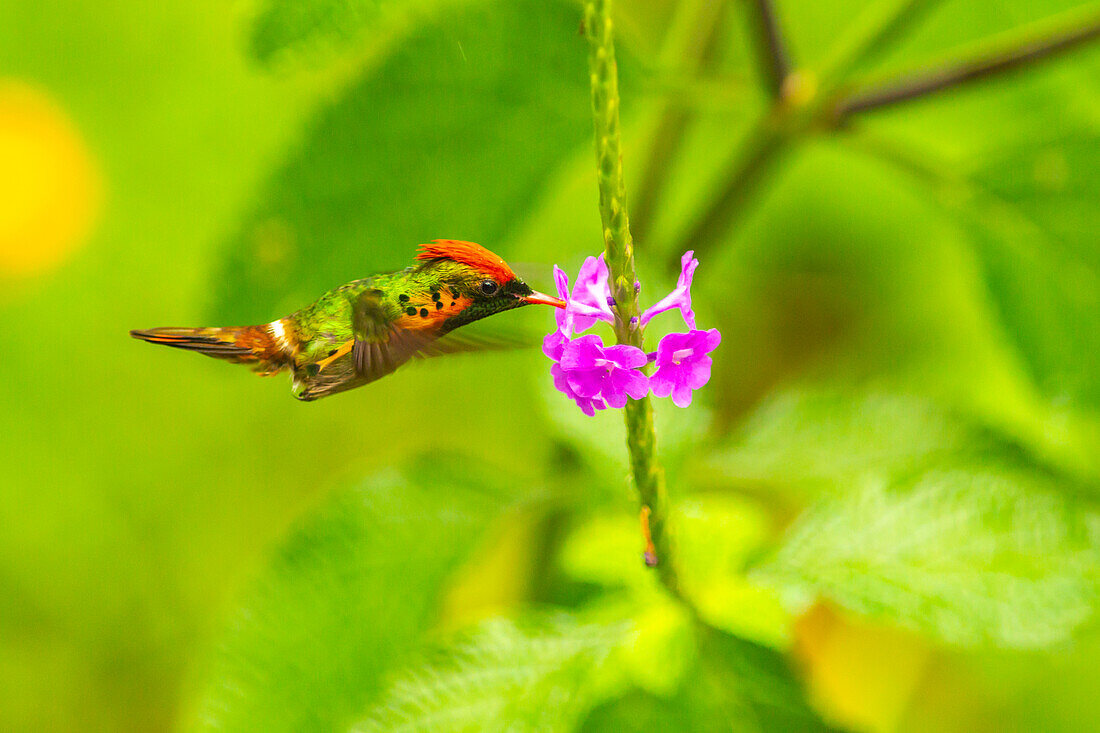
[129,323,292,374]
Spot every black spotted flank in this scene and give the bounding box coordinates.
[431,291,441,301]
[406,306,417,316]
[435,301,443,310]
[420,308,429,318]
[450,301,456,307]
[398,294,409,303]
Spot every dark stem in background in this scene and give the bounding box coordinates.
[835,7,1100,118]
[670,118,793,271]
[819,0,946,83]
[747,0,792,97]
[666,1,1100,271]
[631,0,728,243]
[583,0,681,595]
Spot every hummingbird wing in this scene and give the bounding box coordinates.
[429,328,534,354]
[291,289,422,401]
[350,291,532,375]
[350,290,436,383]
[294,291,532,401]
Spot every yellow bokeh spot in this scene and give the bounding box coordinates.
[0,80,101,276]
[794,603,933,732]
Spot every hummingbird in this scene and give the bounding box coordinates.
[131,240,565,401]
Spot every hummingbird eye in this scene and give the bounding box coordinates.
[479,279,499,296]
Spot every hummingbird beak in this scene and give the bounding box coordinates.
[523,291,566,309]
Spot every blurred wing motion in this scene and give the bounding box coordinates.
[293,291,531,401]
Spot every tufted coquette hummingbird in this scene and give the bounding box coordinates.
[131,240,565,400]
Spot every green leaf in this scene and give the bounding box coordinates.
[212,0,593,323]
[559,496,791,649]
[352,614,629,732]
[581,628,837,733]
[757,466,1100,648]
[194,464,510,732]
[709,388,996,495]
[677,496,791,647]
[715,387,1100,648]
[249,0,449,65]
[966,130,1100,409]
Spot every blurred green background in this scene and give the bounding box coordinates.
[2,0,1100,730]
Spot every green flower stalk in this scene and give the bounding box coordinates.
[582,0,680,594]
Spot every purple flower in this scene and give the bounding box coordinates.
[640,250,698,330]
[544,250,718,414]
[649,329,721,408]
[551,363,607,416]
[559,335,649,410]
[553,256,615,337]
[542,330,568,361]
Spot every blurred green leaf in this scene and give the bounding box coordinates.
[677,496,791,647]
[353,614,628,732]
[250,0,441,65]
[716,387,1100,648]
[537,371,712,502]
[709,389,997,494]
[616,598,697,697]
[847,123,1100,415]
[194,464,510,731]
[213,0,593,323]
[581,628,838,733]
[965,131,1100,409]
[559,496,791,648]
[757,466,1100,648]
[559,511,657,591]
[976,132,1100,271]
[582,687,725,732]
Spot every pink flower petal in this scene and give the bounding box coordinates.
[603,344,648,369]
[684,355,713,389]
[543,331,567,360]
[649,368,674,399]
[620,368,650,400]
[671,382,694,408]
[640,251,699,329]
[545,253,718,415]
[560,334,604,370]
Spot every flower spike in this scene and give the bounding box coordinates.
[543,250,717,415]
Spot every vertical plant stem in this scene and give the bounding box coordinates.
[583,0,680,594]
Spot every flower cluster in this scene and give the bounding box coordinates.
[544,251,720,415]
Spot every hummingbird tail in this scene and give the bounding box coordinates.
[130,323,292,373]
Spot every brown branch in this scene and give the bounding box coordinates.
[669,5,1100,271]
[747,0,793,97]
[837,9,1100,118]
[666,117,794,272]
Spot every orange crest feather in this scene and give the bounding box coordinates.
[416,239,516,283]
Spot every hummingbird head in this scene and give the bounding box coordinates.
[415,240,564,332]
